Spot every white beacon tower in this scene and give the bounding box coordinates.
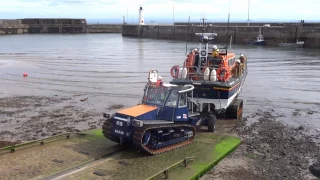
[139,6,145,25]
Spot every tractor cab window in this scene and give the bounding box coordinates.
[144,85,170,105]
[178,92,187,107]
[165,89,179,107]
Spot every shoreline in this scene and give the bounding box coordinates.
[0,95,320,179]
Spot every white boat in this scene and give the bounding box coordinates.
[278,40,304,48]
[248,34,265,45]
[247,27,265,46]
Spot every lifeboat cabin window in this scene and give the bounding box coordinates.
[208,57,221,68]
[228,57,236,66]
[207,53,222,68]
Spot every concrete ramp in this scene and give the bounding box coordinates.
[0,130,121,180]
[0,121,241,180]
[53,132,241,180]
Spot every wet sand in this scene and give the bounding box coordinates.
[201,109,320,180]
[0,95,133,144]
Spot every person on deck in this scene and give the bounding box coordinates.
[239,53,246,63]
[234,59,241,77]
[155,76,163,86]
[193,47,199,54]
[212,45,219,58]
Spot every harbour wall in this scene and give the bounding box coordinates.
[87,24,122,33]
[1,18,320,48]
[0,18,88,34]
[174,21,320,27]
[0,19,122,34]
[0,19,29,35]
[22,18,87,33]
[122,24,320,48]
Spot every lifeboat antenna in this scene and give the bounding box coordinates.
[185,16,191,56]
[200,13,206,38]
[226,0,231,48]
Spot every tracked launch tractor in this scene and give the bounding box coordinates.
[102,70,243,155]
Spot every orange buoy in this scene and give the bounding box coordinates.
[23,73,28,77]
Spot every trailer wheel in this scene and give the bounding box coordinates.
[208,114,216,132]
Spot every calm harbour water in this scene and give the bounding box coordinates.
[0,33,319,130]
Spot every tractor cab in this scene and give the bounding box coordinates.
[142,70,194,122]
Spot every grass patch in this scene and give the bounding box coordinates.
[84,128,104,136]
[189,136,241,180]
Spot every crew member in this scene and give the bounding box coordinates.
[239,53,246,63]
[235,59,241,66]
[233,59,241,77]
[212,45,219,58]
[193,47,199,54]
[239,53,247,70]
[156,76,163,86]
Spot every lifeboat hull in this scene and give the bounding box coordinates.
[170,67,247,110]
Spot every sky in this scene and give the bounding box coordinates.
[0,0,319,23]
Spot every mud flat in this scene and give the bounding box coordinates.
[200,109,320,180]
[0,95,127,146]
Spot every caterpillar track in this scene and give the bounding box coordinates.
[102,119,196,155]
[132,124,196,155]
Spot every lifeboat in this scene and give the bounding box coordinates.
[169,31,248,115]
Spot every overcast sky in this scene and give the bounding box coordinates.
[0,0,319,22]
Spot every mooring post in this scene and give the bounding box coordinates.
[184,158,187,167]
[164,169,169,179]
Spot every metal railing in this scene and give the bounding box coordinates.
[178,84,194,93]
[174,60,247,82]
[146,156,197,179]
[0,132,87,154]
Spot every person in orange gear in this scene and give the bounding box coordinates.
[155,76,163,86]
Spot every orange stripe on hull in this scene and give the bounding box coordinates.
[213,83,240,91]
[117,104,158,117]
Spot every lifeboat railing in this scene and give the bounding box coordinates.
[174,62,247,82]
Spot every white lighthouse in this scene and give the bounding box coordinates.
[138,6,145,25]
